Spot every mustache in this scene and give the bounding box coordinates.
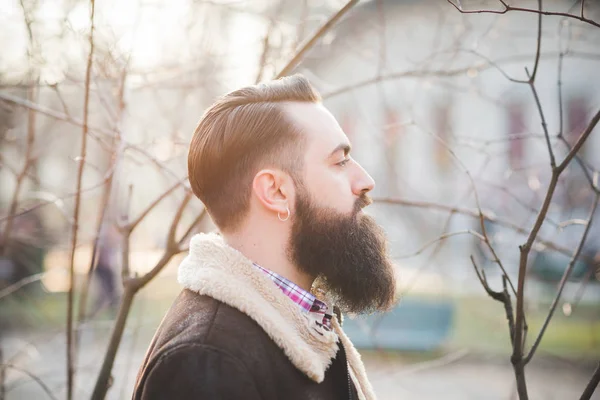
[354,194,373,213]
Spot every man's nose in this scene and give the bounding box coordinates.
[353,163,375,196]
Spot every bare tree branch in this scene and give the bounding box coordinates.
[322,51,558,99]
[373,197,580,260]
[0,272,45,300]
[0,347,4,399]
[526,67,556,168]
[529,0,543,83]
[294,0,309,51]
[66,2,95,398]
[0,92,185,185]
[446,0,600,29]
[1,364,58,400]
[122,178,188,233]
[556,47,599,193]
[276,0,359,78]
[398,192,472,296]
[255,2,283,83]
[91,191,199,399]
[398,230,485,259]
[557,106,600,173]
[569,264,597,313]
[524,193,600,364]
[76,51,132,338]
[178,207,208,247]
[0,86,37,256]
[510,69,600,400]
[471,256,515,345]
[416,118,518,296]
[513,171,558,398]
[580,361,600,400]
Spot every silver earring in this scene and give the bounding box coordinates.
[278,206,290,222]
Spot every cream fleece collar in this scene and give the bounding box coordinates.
[177,232,376,400]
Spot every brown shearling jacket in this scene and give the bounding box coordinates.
[133,289,359,399]
[132,233,377,400]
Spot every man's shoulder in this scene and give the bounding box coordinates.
[150,289,275,358]
[133,290,269,400]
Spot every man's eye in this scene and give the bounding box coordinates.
[337,158,350,167]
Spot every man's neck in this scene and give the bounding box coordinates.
[223,229,313,291]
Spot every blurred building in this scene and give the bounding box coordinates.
[296,0,600,289]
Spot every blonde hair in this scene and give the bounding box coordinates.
[188,75,321,232]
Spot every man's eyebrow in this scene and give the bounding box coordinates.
[329,143,351,159]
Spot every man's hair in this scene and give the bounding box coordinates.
[188,74,321,232]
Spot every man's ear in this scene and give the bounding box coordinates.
[252,169,293,215]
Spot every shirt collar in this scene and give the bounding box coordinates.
[252,263,329,314]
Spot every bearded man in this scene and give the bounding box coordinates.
[133,75,397,400]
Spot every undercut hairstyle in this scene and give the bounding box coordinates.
[188,74,321,232]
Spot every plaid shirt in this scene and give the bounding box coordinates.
[253,263,332,330]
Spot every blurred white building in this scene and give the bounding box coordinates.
[298,0,600,289]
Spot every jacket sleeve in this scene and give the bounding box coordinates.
[139,344,263,400]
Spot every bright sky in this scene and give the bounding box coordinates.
[0,0,270,87]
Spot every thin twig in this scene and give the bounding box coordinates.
[123,178,187,232]
[323,50,600,99]
[558,52,565,140]
[75,156,116,327]
[0,272,45,300]
[555,45,599,192]
[394,348,470,376]
[255,2,283,83]
[555,41,599,190]
[66,2,95,398]
[471,256,516,345]
[293,0,309,51]
[276,0,359,78]
[524,193,600,364]
[397,230,485,259]
[529,0,543,82]
[76,56,129,338]
[477,178,561,229]
[118,288,146,399]
[138,193,193,287]
[557,137,599,193]
[178,208,208,247]
[569,265,596,312]
[526,68,555,168]
[557,107,600,173]
[513,173,559,399]
[373,197,582,261]
[90,285,135,400]
[0,345,4,399]
[0,171,112,224]
[579,361,600,400]
[399,194,467,296]
[0,92,185,185]
[446,0,600,29]
[558,219,588,229]
[0,86,37,257]
[1,364,58,400]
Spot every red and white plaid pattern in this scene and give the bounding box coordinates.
[253,263,332,330]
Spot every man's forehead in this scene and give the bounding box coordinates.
[282,102,348,151]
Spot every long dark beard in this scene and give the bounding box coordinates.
[288,189,397,314]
